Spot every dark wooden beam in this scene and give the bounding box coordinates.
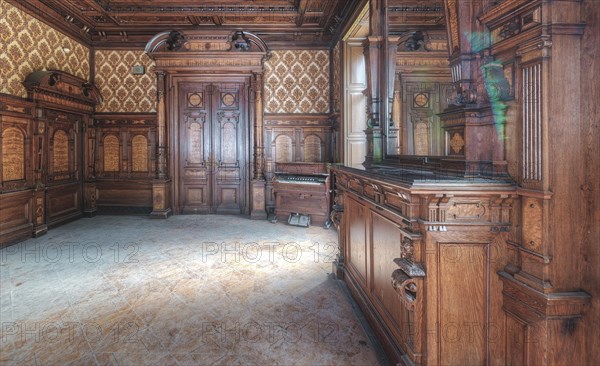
[212,16,224,26]
[295,0,308,27]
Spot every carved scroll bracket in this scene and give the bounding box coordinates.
[392,258,426,310]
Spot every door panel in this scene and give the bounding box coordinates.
[179,80,246,214]
[180,83,211,213]
[213,83,245,214]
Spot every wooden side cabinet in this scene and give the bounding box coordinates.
[332,165,517,366]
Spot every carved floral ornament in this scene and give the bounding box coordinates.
[449,132,465,154]
[401,237,414,261]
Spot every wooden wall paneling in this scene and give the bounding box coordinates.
[332,165,516,365]
[83,114,97,216]
[0,111,34,190]
[45,110,83,227]
[580,1,600,363]
[0,94,37,246]
[94,114,157,213]
[45,182,82,227]
[370,212,404,341]
[345,195,369,289]
[0,190,34,247]
[478,1,593,364]
[263,114,333,210]
[95,180,153,209]
[16,70,102,236]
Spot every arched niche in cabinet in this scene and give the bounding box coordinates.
[21,70,101,232]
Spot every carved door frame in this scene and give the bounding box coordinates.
[145,30,270,218]
[170,75,251,214]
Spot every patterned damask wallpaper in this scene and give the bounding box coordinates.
[264,50,330,114]
[0,0,90,98]
[333,42,341,114]
[95,50,156,113]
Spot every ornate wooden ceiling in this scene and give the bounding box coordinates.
[11,0,364,48]
[387,0,445,34]
[9,0,445,48]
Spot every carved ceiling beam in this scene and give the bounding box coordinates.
[295,0,308,26]
[10,0,363,48]
[75,0,116,24]
[212,16,224,26]
[40,0,103,32]
[103,7,298,17]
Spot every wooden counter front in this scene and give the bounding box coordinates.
[332,165,517,366]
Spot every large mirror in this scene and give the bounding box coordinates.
[384,1,452,157]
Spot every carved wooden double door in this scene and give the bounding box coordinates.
[177,78,248,214]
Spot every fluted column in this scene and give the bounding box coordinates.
[83,114,97,217]
[156,71,167,179]
[386,35,400,156]
[253,72,265,180]
[391,73,402,155]
[250,71,267,219]
[150,70,172,218]
[363,0,385,165]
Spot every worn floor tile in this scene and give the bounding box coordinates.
[1,215,381,366]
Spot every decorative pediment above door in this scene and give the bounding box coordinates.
[144,30,270,220]
[144,30,270,73]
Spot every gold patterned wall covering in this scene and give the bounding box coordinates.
[94,50,156,113]
[264,50,330,114]
[333,42,341,114]
[1,127,25,181]
[0,0,90,98]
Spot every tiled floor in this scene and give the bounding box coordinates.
[0,215,382,366]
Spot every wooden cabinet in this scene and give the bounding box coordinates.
[93,113,157,214]
[333,165,516,366]
[0,71,101,247]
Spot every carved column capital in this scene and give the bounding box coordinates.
[155,71,166,99]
